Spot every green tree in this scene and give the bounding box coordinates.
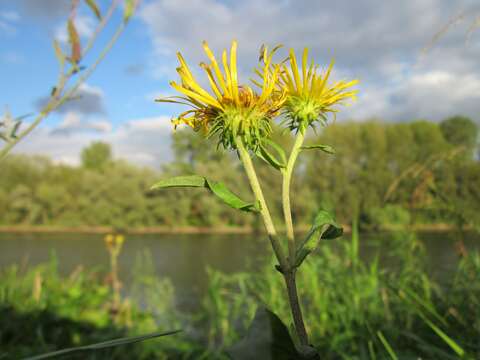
[81,142,113,171]
[440,115,478,158]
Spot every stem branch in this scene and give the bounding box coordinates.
[0,8,126,161]
[236,136,309,346]
[282,129,306,264]
[236,138,288,270]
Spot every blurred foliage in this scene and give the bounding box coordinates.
[0,254,193,359]
[201,231,480,359]
[2,232,478,359]
[1,116,479,231]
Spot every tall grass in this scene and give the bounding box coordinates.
[1,231,479,359]
[201,227,480,359]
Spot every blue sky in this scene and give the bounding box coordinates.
[1,0,480,168]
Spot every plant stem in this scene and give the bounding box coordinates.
[0,13,127,161]
[282,129,306,264]
[281,129,309,346]
[236,138,288,270]
[236,137,309,346]
[284,270,309,346]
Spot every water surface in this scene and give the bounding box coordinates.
[0,231,478,309]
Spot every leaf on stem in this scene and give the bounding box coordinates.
[85,0,102,20]
[151,175,260,212]
[67,19,82,64]
[228,307,306,360]
[124,0,136,22]
[53,40,65,67]
[256,139,287,170]
[294,209,343,268]
[0,109,27,143]
[301,144,335,154]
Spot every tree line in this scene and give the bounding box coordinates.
[0,116,478,230]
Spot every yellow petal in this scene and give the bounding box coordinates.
[289,48,302,94]
[200,62,223,101]
[222,49,233,98]
[170,81,223,109]
[302,47,308,91]
[202,41,230,96]
[230,40,239,105]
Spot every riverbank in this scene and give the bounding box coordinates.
[0,223,465,235]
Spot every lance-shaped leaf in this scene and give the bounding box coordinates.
[53,40,65,67]
[228,307,306,360]
[67,19,82,64]
[301,144,335,154]
[294,209,343,268]
[25,329,181,360]
[151,175,260,212]
[85,0,102,20]
[256,139,287,171]
[124,0,136,22]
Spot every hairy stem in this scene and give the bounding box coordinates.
[281,129,309,346]
[284,270,309,345]
[236,138,288,270]
[282,129,306,263]
[236,137,309,346]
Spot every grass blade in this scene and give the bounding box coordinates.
[25,330,182,360]
[377,331,398,360]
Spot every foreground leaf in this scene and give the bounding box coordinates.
[228,307,309,360]
[25,330,181,360]
[151,175,259,212]
[294,209,343,267]
[256,139,287,170]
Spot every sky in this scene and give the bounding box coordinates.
[1,0,480,168]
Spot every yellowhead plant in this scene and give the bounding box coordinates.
[154,41,358,355]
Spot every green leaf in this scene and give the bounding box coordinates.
[256,139,287,170]
[84,0,102,20]
[25,330,181,360]
[151,175,259,212]
[294,209,343,268]
[301,144,335,154]
[124,0,136,22]
[228,307,317,360]
[205,179,258,212]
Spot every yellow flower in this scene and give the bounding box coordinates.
[280,48,358,131]
[156,41,286,150]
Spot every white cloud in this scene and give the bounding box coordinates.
[13,116,174,168]
[0,11,19,22]
[36,83,106,115]
[51,111,112,135]
[139,0,480,122]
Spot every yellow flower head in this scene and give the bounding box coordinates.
[156,41,286,150]
[280,48,359,132]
